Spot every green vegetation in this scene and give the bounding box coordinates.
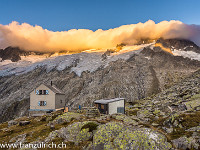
[0,111,62,142]
[179,111,200,129]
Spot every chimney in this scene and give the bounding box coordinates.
[51,81,53,86]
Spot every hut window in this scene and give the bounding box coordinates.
[101,104,104,109]
[60,100,62,103]
[43,90,46,95]
[38,101,47,106]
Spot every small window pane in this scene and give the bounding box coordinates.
[43,90,46,95]
[39,90,42,95]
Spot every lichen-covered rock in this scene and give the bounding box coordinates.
[111,114,138,126]
[172,136,200,150]
[52,112,82,124]
[163,113,179,128]
[9,133,27,145]
[91,122,171,150]
[153,109,161,116]
[184,94,200,111]
[186,126,200,132]
[113,128,172,150]
[45,121,97,145]
[137,109,151,119]
[93,122,124,149]
[162,127,173,133]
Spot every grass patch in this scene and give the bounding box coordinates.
[169,128,193,140]
[164,112,199,139]
[179,111,200,129]
[40,137,91,150]
[0,122,8,130]
[0,111,66,143]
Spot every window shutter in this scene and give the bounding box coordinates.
[46,90,49,95]
[44,101,47,106]
[36,90,39,95]
[38,101,40,106]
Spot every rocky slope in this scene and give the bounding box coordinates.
[0,111,173,150]
[0,38,199,149]
[0,73,200,150]
[126,68,200,150]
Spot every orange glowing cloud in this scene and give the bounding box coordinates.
[0,20,199,52]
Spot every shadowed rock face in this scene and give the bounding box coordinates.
[0,47,24,62]
[0,47,48,62]
[156,38,200,53]
[141,46,200,69]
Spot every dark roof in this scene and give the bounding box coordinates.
[94,98,125,104]
[43,84,65,95]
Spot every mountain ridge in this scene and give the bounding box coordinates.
[0,38,200,63]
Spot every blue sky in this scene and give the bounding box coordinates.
[0,0,199,31]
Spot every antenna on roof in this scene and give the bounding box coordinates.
[51,81,53,86]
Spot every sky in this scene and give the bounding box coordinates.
[0,0,200,31]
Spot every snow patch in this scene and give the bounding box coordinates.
[173,50,200,61]
[20,54,50,63]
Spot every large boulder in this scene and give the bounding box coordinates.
[45,121,98,145]
[52,112,83,124]
[172,136,199,150]
[90,122,171,150]
[19,121,30,126]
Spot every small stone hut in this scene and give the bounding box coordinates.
[94,98,125,115]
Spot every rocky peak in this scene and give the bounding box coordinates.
[156,38,200,53]
[0,47,28,62]
[0,47,50,62]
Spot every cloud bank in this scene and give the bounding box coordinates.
[0,20,200,52]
